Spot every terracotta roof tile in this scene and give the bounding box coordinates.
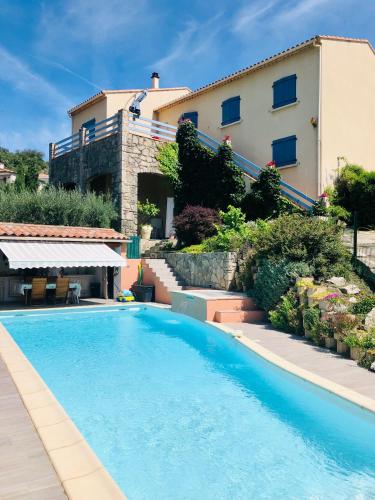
[0,222,126,240]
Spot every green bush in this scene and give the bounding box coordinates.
[254,214,351,278]
[242,166,281,220]
[137,199,160,225]
[334,164,375,227]
[156,142,180,192]
[252,259,311,312]
[269,289,303,334]
[175,121,245,212]
[179,244,205,254]
[350,296,375,315]
[0,186,118,228]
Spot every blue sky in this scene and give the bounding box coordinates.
[0,0,374,157]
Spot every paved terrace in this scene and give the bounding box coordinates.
[226,322,375,401]
[0,355,67,500]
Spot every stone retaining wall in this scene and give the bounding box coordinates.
[164,252,238,290]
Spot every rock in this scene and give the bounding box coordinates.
[349,297,357,303]
[370,361,375,372]
[340,284,361,295]
[327,276,346,287]
[365,307,375,331]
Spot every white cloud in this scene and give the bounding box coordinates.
[0,45,71,111]
[275,0,334,25]
[232,1,277,33]
[151,14,223,75]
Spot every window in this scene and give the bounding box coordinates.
[221,96,240,126]
[82,118,96,141]
[181,111,198,128]
[272,135,297,167]
[272,74,297,109]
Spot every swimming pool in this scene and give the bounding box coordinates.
[2,306,375,500]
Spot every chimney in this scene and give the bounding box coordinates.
[151,72,160,89]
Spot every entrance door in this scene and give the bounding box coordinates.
[165,197,174,238]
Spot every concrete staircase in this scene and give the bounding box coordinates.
[142,240,169,258]
[212,296,265,323]
[143,258,184,304]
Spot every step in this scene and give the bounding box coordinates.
[214,309,266,323]
[210,297,257,311]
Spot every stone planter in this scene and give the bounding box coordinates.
[324,337,336,350]
[336,340,349,356]
[350,346,365,361]
[140,224,152,240]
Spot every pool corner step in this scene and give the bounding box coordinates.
[214,309,266,323]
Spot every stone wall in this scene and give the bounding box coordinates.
[164,252,238,290]
[49,110,167,236]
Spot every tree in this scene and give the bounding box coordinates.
[210,142,245,209]
[242,166,282,220]
[0,147,47,191]
[175,121,245,213]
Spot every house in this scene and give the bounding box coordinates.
[0,163,16,184]
[156,35,375,198]
[68,73,190,135]
[49,35,375,236]
[0,222,128,303]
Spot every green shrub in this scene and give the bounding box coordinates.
[254,214,351,278]
[242,166,281,220]
[334,164,375,227]
[156,142,180,191]
[303,307,331,345]
[173,205,220,246]
[137,199,160,225]
[0,186,117,228]
[269,289,303,334]
[350,296,375,315]
[252,259,311,312]
[179,244,205,254]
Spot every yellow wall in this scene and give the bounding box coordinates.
[320,39,375,191]
[71,98,108,135]
[71,88,190,135]
[158,46,320,198]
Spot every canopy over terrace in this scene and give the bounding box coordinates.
[0,223,129,302]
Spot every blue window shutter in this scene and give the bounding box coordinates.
[272,135,297,167]
[82,118,96,141]
[182,112,198,128]
[272,75,297,109]
[221,96,241,126]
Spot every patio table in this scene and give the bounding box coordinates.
[19,282,81,304]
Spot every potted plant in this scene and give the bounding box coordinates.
[131,263,155,302]
[137,200,160,240]
[303,307,320,340]
[344,332,364,361]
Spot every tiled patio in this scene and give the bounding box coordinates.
[0,355,67,500]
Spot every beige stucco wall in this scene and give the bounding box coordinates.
[71,98,108,135]
[71,88,190,135]
[158,46,321,198]
[320,40,375,190]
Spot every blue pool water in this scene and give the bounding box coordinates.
[2,306,375,500]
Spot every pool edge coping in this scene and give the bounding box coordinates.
[208,322,375,415]
[0,322,127,500]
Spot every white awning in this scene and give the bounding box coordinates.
[0,241,127,269]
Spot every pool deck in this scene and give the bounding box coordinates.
[223,322,375,403]
[0,355,67,500]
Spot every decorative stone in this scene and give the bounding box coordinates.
[348,297,357,303]
[365,307,375,331]
[340,285,361,295]
[327,276,346,287]
[370,361,375,372]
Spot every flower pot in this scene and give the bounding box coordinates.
[131,284,154,302]
[140,224,152,240]
[350,346,365,361]
[336,340,349,356]
[325,337,336,350]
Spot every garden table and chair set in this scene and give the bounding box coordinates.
[20,277,81,306]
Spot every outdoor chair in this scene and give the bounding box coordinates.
[54,278,70,304]
[29,278,47,305]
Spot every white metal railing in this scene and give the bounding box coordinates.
[127,114,177,141]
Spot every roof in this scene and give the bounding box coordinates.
[0,222,127,242]
[68,86,191,116]
[0,168,16,175]
[155,35,375,111]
